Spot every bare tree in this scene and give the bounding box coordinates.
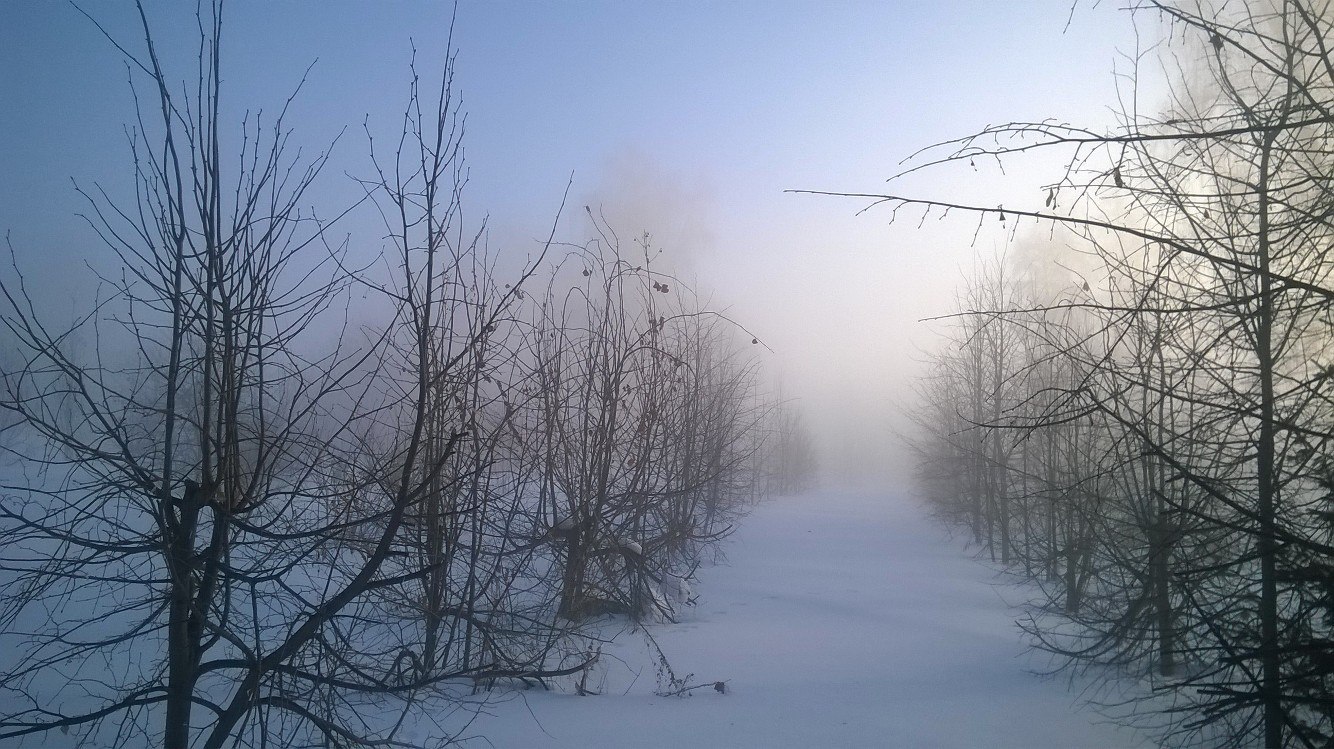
[0,4,571,746]
[523,219,764,623]
[767,388,818,497]
[869,2,1334,746]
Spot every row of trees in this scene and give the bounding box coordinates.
[0,4,814,747]
[903,2,1332,747]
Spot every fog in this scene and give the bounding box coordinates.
[1,0,1138,489]
[4,3,1227,748]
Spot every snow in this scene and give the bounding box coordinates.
[455,490,1151,748]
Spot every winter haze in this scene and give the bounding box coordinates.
[4,2,1325,748]
[2,1,1135,484]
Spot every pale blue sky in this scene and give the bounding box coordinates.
[1,1,1143,481]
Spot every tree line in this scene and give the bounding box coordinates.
[892,2,1334,747]
[0,4,816,747]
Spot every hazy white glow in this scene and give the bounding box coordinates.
[0,0,1142,486]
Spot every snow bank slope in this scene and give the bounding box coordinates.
[462,490,1148,748]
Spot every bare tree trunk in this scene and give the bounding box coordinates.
[1256,124,1283,749]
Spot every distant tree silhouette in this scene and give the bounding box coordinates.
[838,1,1334,746]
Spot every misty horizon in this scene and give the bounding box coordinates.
[2,2,1329,748]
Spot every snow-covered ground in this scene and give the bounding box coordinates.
[456,490,1150,748]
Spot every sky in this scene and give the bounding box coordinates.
[0,1,1146,486]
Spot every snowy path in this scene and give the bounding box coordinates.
[460,491,1149,748]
